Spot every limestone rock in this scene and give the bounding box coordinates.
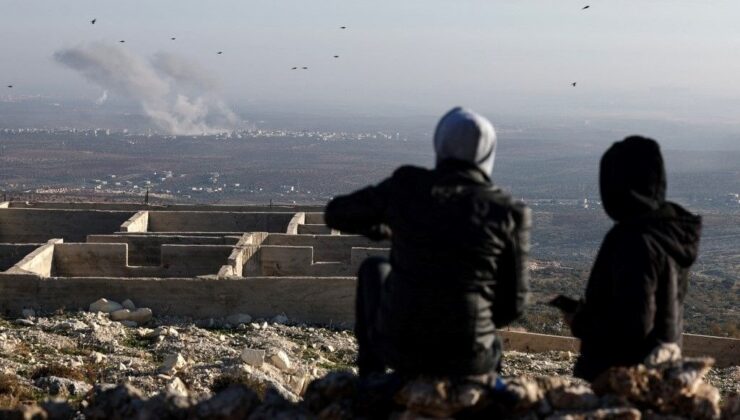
[547,384,600,410]
[546,407,641,419]
[121,299,136,310]
[240,347,265,367]
[127,308,153,324]
[109,309,131,321]
[89,298,123,314]
[165,377,188,397]
[160,353,188,374]
[269,350,292,371]
[226,313,252,325]
[35,376,92,397]
[395,376,488,418]
[14,318,35,327]
[193,384,261,419]
[644,343,682,367]
[0,405,48,420]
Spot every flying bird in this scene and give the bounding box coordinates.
[119,40,125,43]
[291,67,298,70]
[333,55,339,58]
[302,67,308,70]
[582,5,590,9]
[91,18,96,24]
[217,51,223,55]
[6,85,12,88]
[171,37,176,40]
[572,82,577,87]
[340,26,347,29]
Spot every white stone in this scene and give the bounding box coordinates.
[89,298,123,314]
[91,352,106,364]
[240,348,265,367]
[160,353,188,374]
[127,308,153,324]
[122,299,136,310]
[21,308,36,319]
[110,309,131,321]
[166,377,189,397]
[226,313,252,325]
[269,350,292,371]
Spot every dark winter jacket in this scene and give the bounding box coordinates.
[325,160,530,375]
[571,136,702,381]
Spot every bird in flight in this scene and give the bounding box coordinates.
[572,82,577,87]
[582,5,590,9]
[340,26,347,29]
[91,18,96,24]
[171,37,176,41]
[334,55,339,58]
[217,51,223,55]
[119,40,125,43]
[302,67,308,70]
[291,67,298,70]
[6,85,12,88]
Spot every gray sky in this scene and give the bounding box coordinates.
[1,0,739,123]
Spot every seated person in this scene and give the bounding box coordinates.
[324,107,530,380]
[565,136,702,381]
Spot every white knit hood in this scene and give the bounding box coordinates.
[433,107,497,177]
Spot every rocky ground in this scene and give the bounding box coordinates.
[0,307,738,417]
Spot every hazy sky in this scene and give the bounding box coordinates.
[1,0,739,122]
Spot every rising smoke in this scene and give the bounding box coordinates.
[54,43,240,135]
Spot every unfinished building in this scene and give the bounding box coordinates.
[0,201,388,324]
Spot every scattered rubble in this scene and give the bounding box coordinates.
[0,312,737,419]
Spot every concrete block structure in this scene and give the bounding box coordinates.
[0,201,737,366]
[0,202,389,325]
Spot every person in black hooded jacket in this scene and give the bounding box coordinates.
[566,136,702,381]
[324,107,530,379]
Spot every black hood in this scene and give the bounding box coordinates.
[600,136,702,267]
[600,136,666,221]
[640,202,702,267]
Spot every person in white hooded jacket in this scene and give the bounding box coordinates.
[325,107,531,379]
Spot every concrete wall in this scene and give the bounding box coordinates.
[4,241,58,277]
[0,274,355,325]
[286,213,305,235]
[0,244,45,271]
[0,209,135,242]
[51,243,233,278]
[160,245,234,277]
[257,245,384,277]
[262,234,387,263]
[87,234,240,266]
[8,201,324,212]
[498,330,740,368]
[120,211,149,233]
[147,211,296,234]
[53,243,130,277]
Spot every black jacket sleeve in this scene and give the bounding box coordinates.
[492,202,531,327]
[324,177,393,241]
[572,231,667,351]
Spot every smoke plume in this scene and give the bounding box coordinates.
[54,43,240,135]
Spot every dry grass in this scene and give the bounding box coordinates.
[0,373,39,408]
[30,363,85,382]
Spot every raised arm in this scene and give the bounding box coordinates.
[324,177,393,241]
[492,203,531,327]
